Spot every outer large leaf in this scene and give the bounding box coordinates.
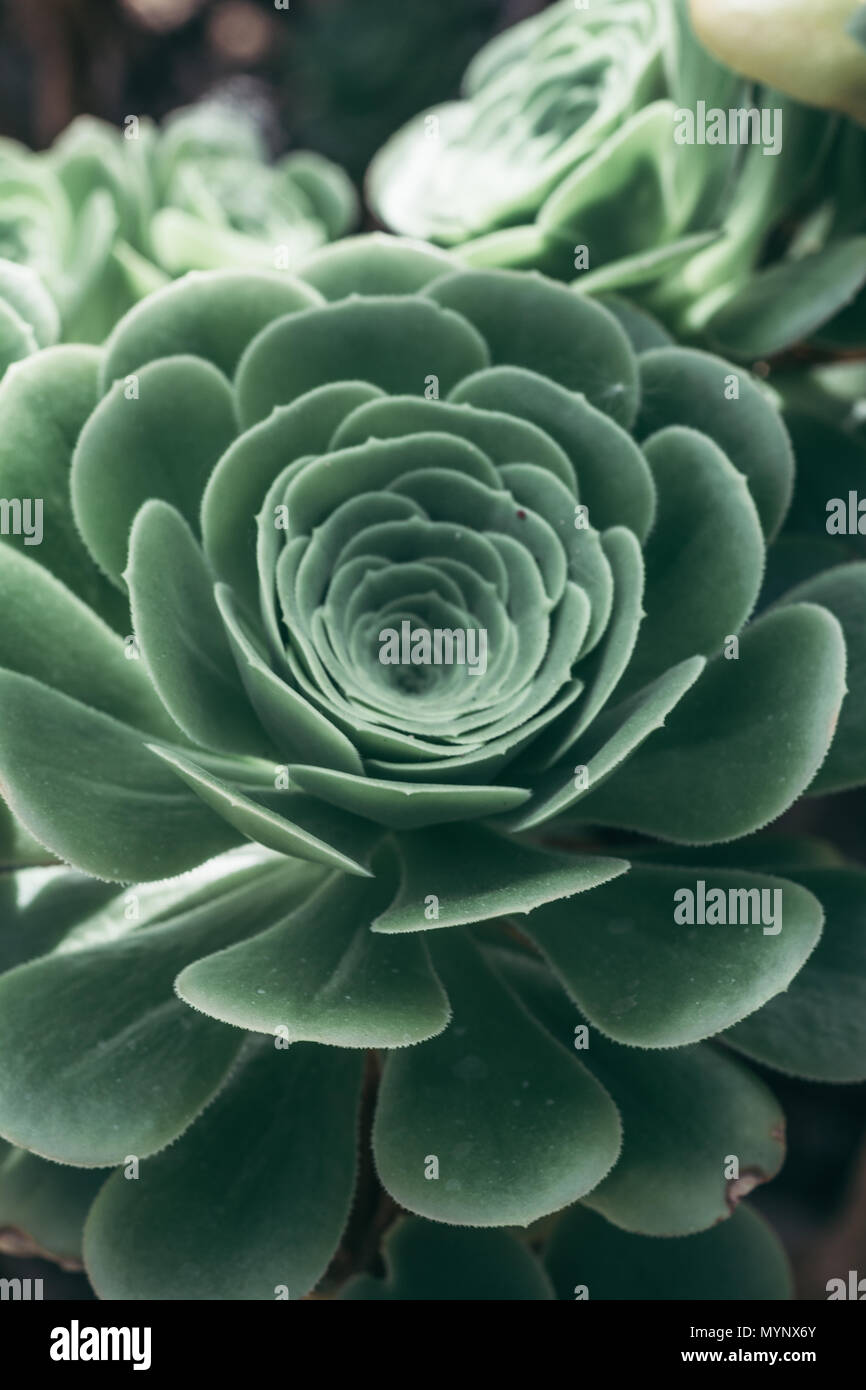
[575,604,846,842]
[0,545,175,737]
[620,426,764,691]
[72,356,237,585]
[100,270,322,387]
[176,866,451,1048]
[0,1146,104,1265]
[545,1204,792,1300]
[0,346,126,628]
[0,860,314,1164]
[491,949,786,1236]
[0,671,238,881]
[235,295,490,429]
[526,863,823,1047]
[724,867,866,1082]
[636,347,794,538]
[426,269,639,428]
[371,824,627,932]
[84,1039,363,1300]
[340,1217,554,1300]
[372,930,621,1226]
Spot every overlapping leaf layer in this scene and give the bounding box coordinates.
[0,237,864,1298]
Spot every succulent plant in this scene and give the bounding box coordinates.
[0,258,62,379]
[368,0,866,360]
[0,235,864,1300]
[0,101,357,344]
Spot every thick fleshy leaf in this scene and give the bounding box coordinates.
[177,865,450,1046]
[0,260,60,348]
[545,1205,792,1301]
[775,565,866,793]
[148,744,379,876]
[580,1040,784,1236]
[597,293,674,353]
[0,859,315,1165]
[454,224,556,273]
[84,1039,363,1300]
[72,356,238,585]
[426,269,639,428]
[100,270,322,387]
[236,295,490,429]
[126,501,270,755]
[371,824,627,933]
[577,230,723,295]
[705,240,866,362]
[288,764,530,829]
[201,382,384,608]
[0,671,239,881]
[214,584,364,774]
[0,346,126,629]
[620,426,764,691]
[526,863,823,1047]
[298,233,455,300]
[492,948,785,1236]
[0,545,175,737]
[281,150,359,240]
[373,929,621,1226]
[0,1146,104,1265]
[575,604,846,842]
[508,657,705,831]
[0,298,37,375]
[724,867,866,1083]
[340,1218,554,1300]
[331,393,576,491]
[636,347,794,538]
[450,368,655,540]
[523,527,646,772]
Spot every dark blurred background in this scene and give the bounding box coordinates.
[0,0,863,1302]
[0,0,547,176]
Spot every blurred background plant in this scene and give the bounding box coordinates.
[689,0,866,125]
[368,0,866,361]
[0,0,863,1302]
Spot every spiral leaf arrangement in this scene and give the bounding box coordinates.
[0,236,864,1297]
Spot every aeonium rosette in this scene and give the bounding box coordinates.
[0,100,358,347]
[0,234,863,1301]
[369,0,866,361]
